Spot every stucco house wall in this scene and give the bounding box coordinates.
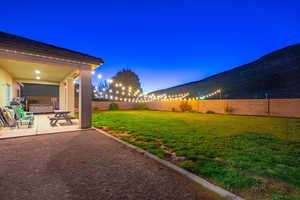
[0,67,13,106]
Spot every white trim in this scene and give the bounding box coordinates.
[0,48,99,66]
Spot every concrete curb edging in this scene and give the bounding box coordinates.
[94,128,245,200]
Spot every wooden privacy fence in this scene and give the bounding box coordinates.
[91,99,300,118]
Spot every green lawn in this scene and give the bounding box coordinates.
[92,110,300,200]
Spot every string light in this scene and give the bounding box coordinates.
[92,77,221,103]
[199,89,221,100]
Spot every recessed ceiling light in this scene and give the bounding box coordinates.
[35,70,41,74]
[36,76,40,80]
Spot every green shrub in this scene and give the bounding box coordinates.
[206,110,215,114]
[109,103,119,110]
[224,104,233,114]
[180,101,192,112]
[136,103,148,110]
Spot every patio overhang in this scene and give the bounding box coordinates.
[0,55,81,85]
[0,31,104,129]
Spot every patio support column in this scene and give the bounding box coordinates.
[59,81,66,110]
[79,66,92,129]
[66,78,75,116]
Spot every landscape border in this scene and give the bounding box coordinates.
[95,128,245,200]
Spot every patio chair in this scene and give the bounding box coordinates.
[12,106,34,128]
[0,106,34,129]
[0,107,8,127]
[0,114,4,127]
[0,107,17,128]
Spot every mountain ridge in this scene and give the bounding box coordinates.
[150,43,300,99]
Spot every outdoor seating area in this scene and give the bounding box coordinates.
[0,99,78,139]
[0,96,78,139]
[0,102,34,129]
[0,114,79,139]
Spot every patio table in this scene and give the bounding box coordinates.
[49,110,75,126]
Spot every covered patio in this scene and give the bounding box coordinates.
[0,32,104,135]
[0,114,80,139]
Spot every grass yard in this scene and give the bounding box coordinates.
[92,110,300,200]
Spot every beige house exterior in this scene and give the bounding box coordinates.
[0,31,104,129]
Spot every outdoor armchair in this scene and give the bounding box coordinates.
[15,106,34,128]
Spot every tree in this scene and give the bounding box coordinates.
[97,80,109,92]
[110,69,143,98]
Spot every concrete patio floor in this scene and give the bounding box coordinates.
[0,130,223,200]
[0,114,80,139]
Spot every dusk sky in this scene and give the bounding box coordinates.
[1,0,300,93]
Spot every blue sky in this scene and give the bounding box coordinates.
[1,0,300,93]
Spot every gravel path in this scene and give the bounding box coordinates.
[0,130,222,200]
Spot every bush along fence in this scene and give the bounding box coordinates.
[89,99,300,118]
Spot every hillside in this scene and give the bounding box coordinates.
[151,43,300,99]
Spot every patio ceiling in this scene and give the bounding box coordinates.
[0,56,79,84]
